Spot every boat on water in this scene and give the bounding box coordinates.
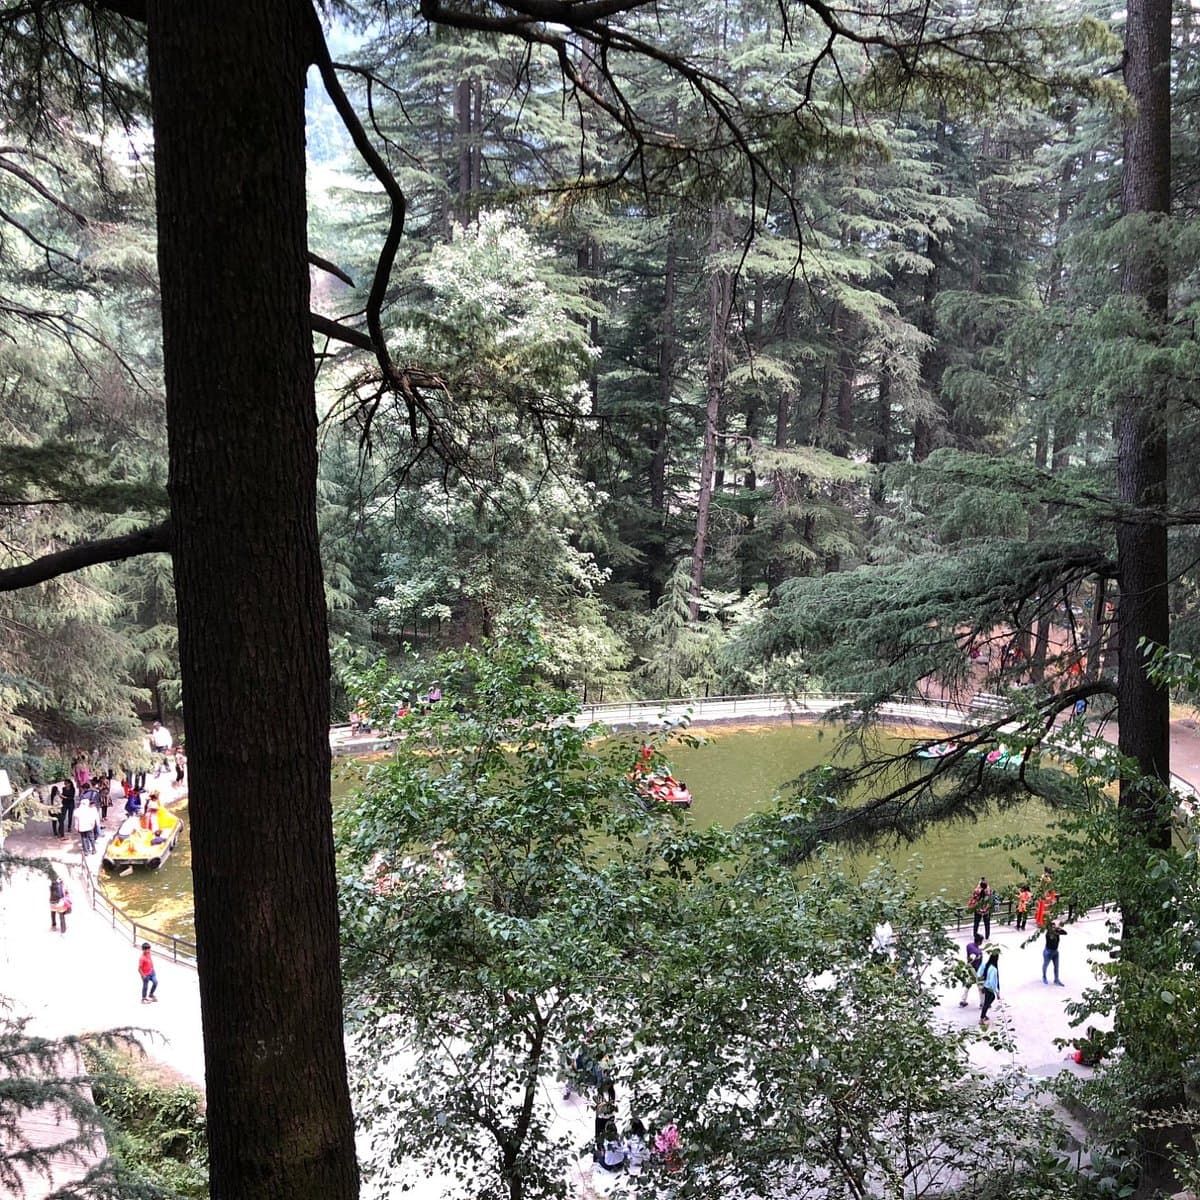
[633,770,693,808]
[913,741,959,760]
[965,744,1023,769]
[102,803,183,870]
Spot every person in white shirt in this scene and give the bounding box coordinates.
[76,799,99,855]
[151,722,173,775]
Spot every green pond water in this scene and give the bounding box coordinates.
[101,722,1056,942]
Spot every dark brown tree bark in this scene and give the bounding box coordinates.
[913,227,944,463]
[833,307,857,455]
[1085,576,1109,680]
[145,2,357,1197]
[1116,0,1171,828]
[1116,0,1175,1185]
[649,229,676,517]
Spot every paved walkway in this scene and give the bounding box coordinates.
[0,775,204,1199]
[5,712,1199,1197]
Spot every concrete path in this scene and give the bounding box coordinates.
[0,775,204,1199]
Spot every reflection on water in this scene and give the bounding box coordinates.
[100,722,1058,940]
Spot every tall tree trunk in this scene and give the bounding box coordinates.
[455,76,473,222]
[689,206,733,619]
[1085,576,1108,680]
[649,230,676,517]
[834,306,857,455]
[815,354,832,440]
[1116,0,1174,1183]
[766,289,797,592]
[914,121,947,463]
[146,3,357,1197]
[1117,0,1171,831]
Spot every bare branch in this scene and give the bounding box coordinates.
[311,312,374,352]
[0,520,171,593]
[307,250,356,288]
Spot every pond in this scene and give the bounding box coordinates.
[663,722,1058,898]
[100,720,1057,941]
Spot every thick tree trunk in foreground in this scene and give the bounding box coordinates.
[1116,0,1174,1186]
[146,2,357,1197]
[1116,0,1171,820]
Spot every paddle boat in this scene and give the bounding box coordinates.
[913,741,959,760]
[634,770,693,808]
[966,744,1022,770]
[102,800,183,870]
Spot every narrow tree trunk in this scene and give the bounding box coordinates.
[146,3,357,1197]
[689,207,733,619]
[1030,613,1052,682]
[1085,576,1108,680]
[834,307,856,455]
[815,355,832,441]
[914,121,947,463]
[471,77,483,194]
[649,230,676,516]
[455,76,472,222]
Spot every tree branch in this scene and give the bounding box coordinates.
[88,0,146,22]
[307,251,356,288]
[0,520,171,592]
[310,312,374,352]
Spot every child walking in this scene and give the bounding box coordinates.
[138,942,159,1003]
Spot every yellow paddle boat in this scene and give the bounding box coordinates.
[102,801,183,870]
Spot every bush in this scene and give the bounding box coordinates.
[84,1046,208,1198]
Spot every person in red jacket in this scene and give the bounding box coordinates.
[138,942,159,1003]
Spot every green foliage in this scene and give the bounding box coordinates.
[0,991,188,1200]
[83,1046,208,1200]
[340,627,662,1197]
[339,629,1063,1198]
[737,535,1109,702]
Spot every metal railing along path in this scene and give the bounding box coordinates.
[74,844,197,969]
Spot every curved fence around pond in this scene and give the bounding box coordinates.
[74,846,198,968]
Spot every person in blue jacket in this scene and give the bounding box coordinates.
[978,948,1001,1025]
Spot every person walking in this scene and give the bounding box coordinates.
[173,747,186,787]
[150,721,173,776]
[71,754,90,794]
[978,948,1000,1025]
[968,877,993,942]
[47,785,64,838]
[1042,919,1066,985]
[60,778,77,835]
[1014,883,1032,932]
[958,936,984,1007]
[138,942,159,1003]
[49,877,70,933]
[76,798,99,855]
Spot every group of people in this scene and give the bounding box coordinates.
[564,1048,665,1179]
[595,1108,652,1177]
[958,868,1070,1025]
[966,870,1060,943]
[348,685,449,737]
[48,775,168,857]
[44,726,184,855]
